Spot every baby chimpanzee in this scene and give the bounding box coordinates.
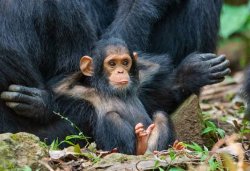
[55,38,174,155]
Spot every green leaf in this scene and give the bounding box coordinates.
[217,128,225,138]
[202,127,215,135]
[50,138,60,150]
[208,157,221,171]
[242,129,250,134]
[65,134,85,140]
[220,4,250,38]
[186,142,203,152]
[205,121,216,128]
[154,160,160,168]
[21,166,32,171]
[63,140,75,146]
[169,167,185,171]
[159,167,165,171]
[74,144,82,154]
[169,148,176,161]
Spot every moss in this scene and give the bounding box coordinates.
[0,141,17,170]
[116,155,128,163]
[0,133,47,170]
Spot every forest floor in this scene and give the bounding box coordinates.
[200,71,245,136]
[40,71,250,171]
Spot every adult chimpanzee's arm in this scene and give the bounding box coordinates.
[0,1,58,124]
[138,53,230,114]
[102,0,180,51]
[0,0,97,124]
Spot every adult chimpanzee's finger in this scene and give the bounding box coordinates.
[199,53,217,61]
[210,59,230,73]
[5,102,31,112]
[208,55,226,67]
[8,84,38,96]
[0,91,34,104]
[210,68,231,79]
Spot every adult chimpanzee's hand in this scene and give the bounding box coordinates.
[0,85,51,120]
[176,53,231,91]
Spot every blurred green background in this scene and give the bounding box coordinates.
[219,0,250,71]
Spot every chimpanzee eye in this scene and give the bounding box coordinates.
[122,59,129,66]
[108,60,116,67]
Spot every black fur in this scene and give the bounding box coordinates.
[0,0,228,147]
[55,38,174,154]
[242,68,250,120]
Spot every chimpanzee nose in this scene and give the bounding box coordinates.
[118,70,124,74]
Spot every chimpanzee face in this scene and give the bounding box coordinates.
[80,41,138,97]
[103,46,133,90]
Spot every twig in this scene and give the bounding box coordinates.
[39,160,55,171]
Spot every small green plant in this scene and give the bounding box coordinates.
[168,148,177,161]
[237,105,245,114]
[234,120,250,138]
[49,112,89,150]
[47,112,103,163]
[153,160,164,171]
[202,120,225,139]
[20,166,33,171]
[53,111,88,142]
[168,167,185,171]
[186,143,223,170]
[208,156,223,171]
[186,142,209,161]
[50,138,60,150]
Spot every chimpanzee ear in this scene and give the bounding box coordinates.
[133,52,138,61]
[80,56,94,76]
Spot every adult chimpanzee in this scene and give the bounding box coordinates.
[55,38,174,154]
[0,0,229,145]
[242,68,250,120]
